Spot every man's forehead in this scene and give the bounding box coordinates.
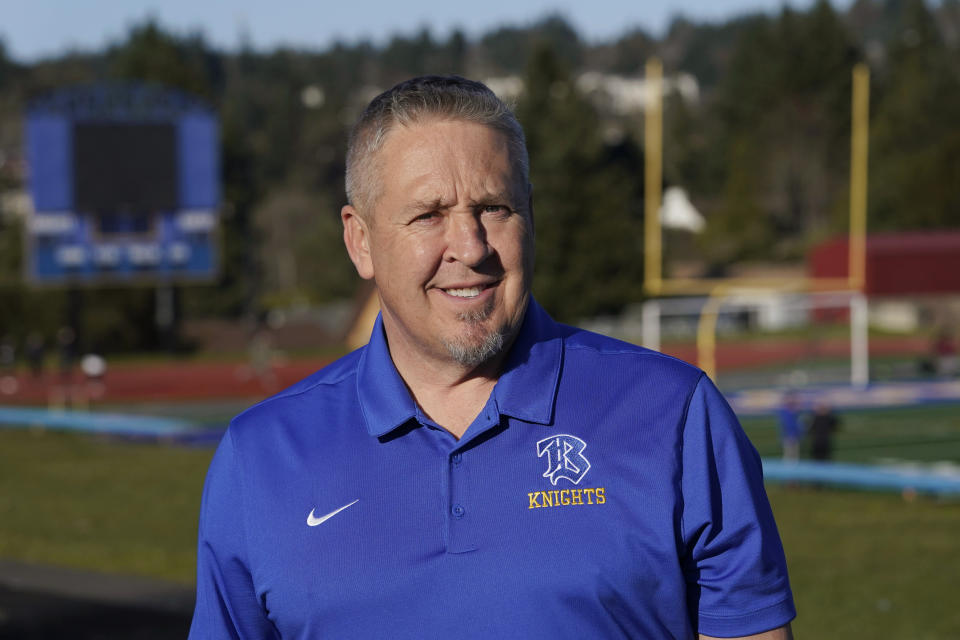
[379,120,525,199]
[396,172,525,211]
[405,187,520,211]
[381,118,508,159]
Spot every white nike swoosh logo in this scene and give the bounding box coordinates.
[307,499,359,527]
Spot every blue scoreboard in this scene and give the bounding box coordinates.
[25,84,220,285]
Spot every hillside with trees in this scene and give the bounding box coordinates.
[0,0,957,351]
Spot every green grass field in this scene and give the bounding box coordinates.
[0,429,213,583]
[2,403,960,638]
[768,485,960,638]
[741,403,960,464]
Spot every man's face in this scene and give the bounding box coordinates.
[342,118,534,370]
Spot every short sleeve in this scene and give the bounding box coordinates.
[189,428,279,639]
[680,375,796,637]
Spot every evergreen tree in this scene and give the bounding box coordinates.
[517,45,643,321]
[480,15,582,75]
[870,0,960,229]
[704,4,860,264]
[109,20,216,98]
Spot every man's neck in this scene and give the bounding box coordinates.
[384,335,513,440]
[409,375,498,440]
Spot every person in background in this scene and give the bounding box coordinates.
[809,401,841,461]
[777,391,803,462]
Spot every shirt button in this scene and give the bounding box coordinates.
[452,453,463,465]
[452,504,465,518]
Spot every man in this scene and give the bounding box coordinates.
[190,76,795,639]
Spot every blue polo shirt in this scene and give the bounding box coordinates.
[190,300,795,639]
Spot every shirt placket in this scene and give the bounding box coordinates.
[446,447,476,553]
[444,400,501,554]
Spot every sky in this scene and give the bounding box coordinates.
[1,0,854,62]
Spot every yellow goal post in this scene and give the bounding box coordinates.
[641,60,871,386]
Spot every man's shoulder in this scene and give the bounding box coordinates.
[559,323,703,384]
[230,347,364,428]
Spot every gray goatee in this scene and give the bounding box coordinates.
[440,306,506,367]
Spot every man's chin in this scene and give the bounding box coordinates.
[441,326,506,368]
[440,298,527,368]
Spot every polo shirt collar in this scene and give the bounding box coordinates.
[493,298,562,425]
[356,313,419,438]
[356,298,563,438]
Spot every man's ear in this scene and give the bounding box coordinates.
[341,205,375,280]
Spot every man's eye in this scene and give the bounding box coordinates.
[413,212,440,223]
[481,205,510,216]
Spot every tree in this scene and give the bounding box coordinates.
[0,38,10,89]
[517,45,644,321]
[592,27,655,75]
[480,15,583,75]
[254,187,358,308]
[109,20,216,98]
[869,0,960,229]
[701,3,860,264]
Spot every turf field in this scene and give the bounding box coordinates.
[1,402,959,638]
[0,429,212,584]
[741,403,960,465]
[768,484,960,638]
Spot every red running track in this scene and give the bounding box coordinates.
[0,335,928,405]
[0,358,333,405]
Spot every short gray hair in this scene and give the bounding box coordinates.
[345,75,530,216]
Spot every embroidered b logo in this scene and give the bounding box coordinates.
[536,435,591,485]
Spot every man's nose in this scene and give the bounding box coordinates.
[445,212,491,267]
